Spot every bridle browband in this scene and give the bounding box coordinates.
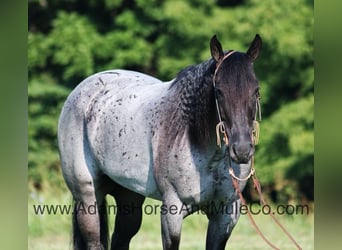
[212,50,261,148]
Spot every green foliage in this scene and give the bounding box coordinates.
[28,76,69,191]
[49,12,101,80]
[256,94,314,202]
[28,0,313,203]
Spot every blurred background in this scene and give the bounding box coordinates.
[28,0,313,249]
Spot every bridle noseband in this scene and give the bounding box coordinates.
[212,50,261,148]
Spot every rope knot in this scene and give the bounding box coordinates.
[216,121,228,148]
[252,120,260,145]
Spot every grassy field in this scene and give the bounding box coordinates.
[28,192,313,249]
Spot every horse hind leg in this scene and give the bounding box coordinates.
[58,101,109,249]
[70,168,111,249]
[99,199,109,249]
[109,184,145,250]
[70,178,109,250]
[72,195,108,250]
[59,139,108,248]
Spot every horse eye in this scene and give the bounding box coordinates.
[256,89,260,99]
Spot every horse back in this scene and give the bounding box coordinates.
[59,69,171,198]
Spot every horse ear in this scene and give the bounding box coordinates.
[246,34,262,61]
[210,35,224,62]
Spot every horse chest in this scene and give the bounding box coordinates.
[156,145,236,205]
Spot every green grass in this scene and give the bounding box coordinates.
[28,193,313,249]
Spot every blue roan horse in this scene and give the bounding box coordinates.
[58,34,262,250]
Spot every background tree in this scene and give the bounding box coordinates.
[28,0,313,204]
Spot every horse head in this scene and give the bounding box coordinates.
[210,34,262,163]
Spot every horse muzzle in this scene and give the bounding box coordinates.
[228,139,254,164]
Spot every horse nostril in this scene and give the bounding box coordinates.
[230,142,253,163]
[230,143,241,162]
[232,143,248,156]
[232,143,238,156]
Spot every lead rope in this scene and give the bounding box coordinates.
[230,167,280,250]
[250,165,303,249]
[229,159,302,250]
[226,114,302,249]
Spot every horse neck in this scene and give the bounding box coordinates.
[165,59,218,148]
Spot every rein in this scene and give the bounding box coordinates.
[229,160,302,250]
[213,52,302,249]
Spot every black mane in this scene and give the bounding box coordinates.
[162,58,217,147]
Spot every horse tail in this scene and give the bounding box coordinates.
[72,198,109,250]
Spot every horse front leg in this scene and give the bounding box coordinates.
[205,199,241,250]
[160,192,188,250]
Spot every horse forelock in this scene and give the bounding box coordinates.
[215,52,259,127]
